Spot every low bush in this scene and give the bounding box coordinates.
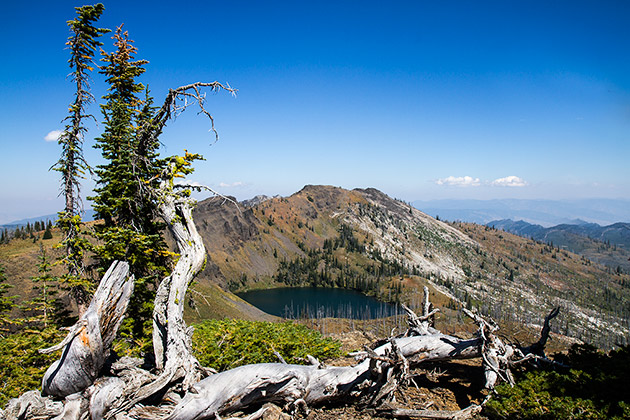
[0,328,66,407]
[192,319,342,371]
[485,344,630,419]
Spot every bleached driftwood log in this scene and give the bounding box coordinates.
[39,261,134,398]
[167,342,410,420]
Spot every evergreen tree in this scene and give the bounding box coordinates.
[20,244,62,329]
[43,225,53,240]
[52,4,109,313]
[90,26,170,351]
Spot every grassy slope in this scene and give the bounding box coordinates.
[0,224,271,324]
[0,231,64,309]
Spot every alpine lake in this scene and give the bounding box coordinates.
[237,287,399,320]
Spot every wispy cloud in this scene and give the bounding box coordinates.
[174,179,204,187]
[44,130,62,142]
[435,176,481,187]
[491,176,527,187]
[219,181,245,188]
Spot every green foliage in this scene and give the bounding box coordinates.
[55,213,94,303]
[485,344,630,419]
[0,264,17,334]
[20,244,69,329]
[269,223,407,302]
[42,225,53,240]
[91,26,170,351]
[52,4,109,207]
[53,4,109,309]
[0,328,66,407]
[192,319,342,371]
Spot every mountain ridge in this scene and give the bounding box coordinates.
[488,219,630,272]
[192,185,630,348]
[414,198,630,227]
[2,185,628,348]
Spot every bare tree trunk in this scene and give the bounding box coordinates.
[40,261,134,398]
[115,163,214,412]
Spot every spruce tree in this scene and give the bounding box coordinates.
[91,26,170,352]
[43,225,53,240]
[52,4,109,313]
[20,244,63,329]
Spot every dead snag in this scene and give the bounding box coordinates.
[40,261,134,398]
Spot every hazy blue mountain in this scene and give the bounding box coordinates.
[0,210,96,230]
[413,198,630,227]
[487,218,630,271]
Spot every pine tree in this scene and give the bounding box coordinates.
[90,26,170,352]
[20,244,62,329]
[43,225,53,240]
[53,4,109,314]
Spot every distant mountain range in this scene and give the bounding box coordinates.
[413,198,630,227]
[487,219,630,272]
[0,210,96,231]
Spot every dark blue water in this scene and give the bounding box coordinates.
[237,287,399,319]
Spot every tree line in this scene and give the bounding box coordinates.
[270,223,406,303]
[0,221,54,244]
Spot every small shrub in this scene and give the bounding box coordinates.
[0,328,66,407]
[192,319,342,371]
[485,344,630,419]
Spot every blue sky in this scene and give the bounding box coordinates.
[1,1,629,223]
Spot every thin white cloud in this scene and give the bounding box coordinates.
[436,176,481,187]
[491,176,528,187]
[44,130,62,142]
[174,179,203,187]
[219,181,244,188]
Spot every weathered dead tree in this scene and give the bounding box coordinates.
[119,157,215,411]
[39,261,134,398]
[156,290,561,420]
[109,82,237,411]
